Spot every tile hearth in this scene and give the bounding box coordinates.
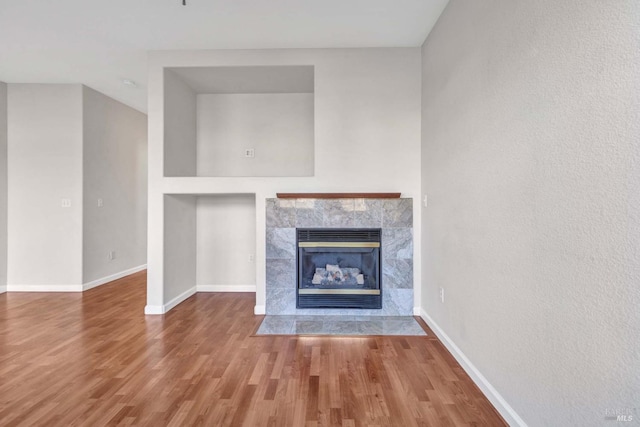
[256,315,427,336]
[265,197,414,316]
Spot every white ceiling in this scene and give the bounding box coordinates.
[0,0,449,112]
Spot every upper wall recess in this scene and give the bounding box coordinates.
[163,65,315,178]
[169,66,314,94]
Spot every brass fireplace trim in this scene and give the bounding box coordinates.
[298,242,380,248]
[298,289,381,295]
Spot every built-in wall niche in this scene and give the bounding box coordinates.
[196,194,256,290]
[163,194,256,296]
[164,65,314,177]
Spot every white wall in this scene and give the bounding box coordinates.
[0,82,7,293]
[197,93,314,177]
[82,86,147,284]
[164,194,197,305]
[420,1,640,425]
[196,194,256,290]
[164,69,196,177]
[7,84,84,289]
[147,48,422,314]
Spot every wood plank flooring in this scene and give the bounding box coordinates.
[0,271,507,426]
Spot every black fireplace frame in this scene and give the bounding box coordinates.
[296,228,382,309]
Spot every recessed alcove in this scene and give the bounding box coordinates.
[163,65,314,178]
[196,194,256,290]
[163,193,256,299]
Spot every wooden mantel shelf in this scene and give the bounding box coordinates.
[276,193,401,199]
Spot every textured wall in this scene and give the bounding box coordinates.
[82,86,147,283]
[421,1,640,425]
[164,70,196,177]
[196,194,256,288]
[7,84,84,288]
[0,82,6,293]
[197,93,314,177]
[164,195,197,303]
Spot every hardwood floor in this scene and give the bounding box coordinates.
[0,271,506,426]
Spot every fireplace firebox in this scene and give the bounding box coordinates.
[297,228,382,309]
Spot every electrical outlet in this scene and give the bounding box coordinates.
[248,254,255,262]
[423,194,428,207]
[97,198,103,207]
[244,148,255,158]
[108,251,116,261]
[61,198,72,208]
[439,287,445,303]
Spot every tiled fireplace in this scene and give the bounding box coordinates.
[265,198,413,315]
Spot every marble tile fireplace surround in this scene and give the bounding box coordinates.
[265,197,413,315]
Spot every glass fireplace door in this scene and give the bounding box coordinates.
[296,229,382,309]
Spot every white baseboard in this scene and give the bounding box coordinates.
[144,305,164,315]
[145,286,197,315]
[420,309,527,427]
[0,286,6,294]
[165,286,197,312]
[254,305,266,315]
[83,264,147,291]
[197,284,256,292]
[7,284,84,292]
[413,306,421,316]
[7,265,147,293]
